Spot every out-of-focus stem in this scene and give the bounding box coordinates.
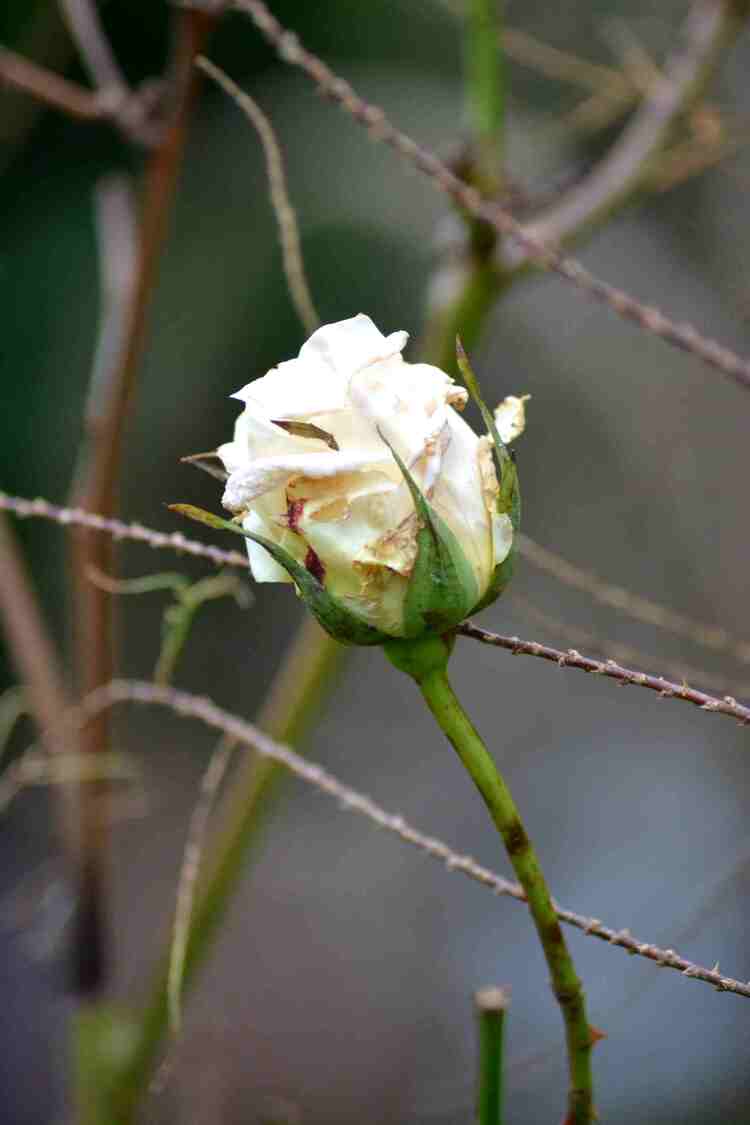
[105,614,342,1121]
[475,986,509,1125]
[69,7,218,998]
[465,0,505,191]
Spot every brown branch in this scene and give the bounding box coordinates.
[512,0,747,260]
[2,492,748,729]
[196,55,320,334]
[235,0,750,392]
[68,6,219,995]
[73,677,750,1002]
[59,0,130,97]
[0,45,102,120]
[457,622,750,725]
[510,593,750,701]
[0,515,78,855]
[516,533,750,665]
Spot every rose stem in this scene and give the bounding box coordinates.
[385,635,593,1125]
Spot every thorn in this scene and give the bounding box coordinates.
[588,1024,607,1047]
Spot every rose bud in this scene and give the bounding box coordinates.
[175,315,522,645]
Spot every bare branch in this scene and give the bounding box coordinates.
[510,594,750,701]
[67,6,220,995]
[3,490,747,725]
[235,0,750,392]
[0,492,250,569]
[58,0,130,97]
[71,677,750,1002]
[0,516,78,853]
[517,533,750,665]
[197,55,320,335]
[516,0,747,258]
[168,734,236,1035]
[0,45,102,120]
[457,622,750,726]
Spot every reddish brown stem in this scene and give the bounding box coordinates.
[68,7,218,994]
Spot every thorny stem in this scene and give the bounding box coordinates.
[386,636,593,1124]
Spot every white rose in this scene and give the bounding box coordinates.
[217,314,516,638]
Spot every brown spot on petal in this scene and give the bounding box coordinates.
[286,498,306,532]
[304,547,325,584]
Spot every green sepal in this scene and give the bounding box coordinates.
[455,337,520,530]
[169,505,387,646]
[379,436,479,638]
[454,338,521,613]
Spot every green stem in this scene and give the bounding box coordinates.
[475,986,509,1125]
[386,635,593,1124]
[465,0,505,192]
[104,617,342,1121]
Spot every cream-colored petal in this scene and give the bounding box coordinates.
[222,450,388,513]
[299,313,408,375]
[431,412,493,593]
[348,356,454,468]
[494,394,530,444]
[241,509,294,584]
[491,513,514,567]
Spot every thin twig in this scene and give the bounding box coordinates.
[197,55,320,334]
[3,491,748,726]
[168,734,236,1035]
[510,593,750,701]
[0,515,78,854]
[235,0,750,392]
[517,533,750,665]
[514,0,747,259]
[0,45,102,120]
[457,622,750,725]
[71,677,750,1002]
[58,0,130,97]
[0,492,251,569]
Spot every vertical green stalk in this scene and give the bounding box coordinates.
[385,635,593,1125]
[465,0,505,192]
[101,616,342,1121]
[475,986,509,1125]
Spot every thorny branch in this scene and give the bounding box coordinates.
[235,0,750,392]
[1,491,748,727]
[62,676,750,1003]
[458,622,750,724]
[516,533,750,665]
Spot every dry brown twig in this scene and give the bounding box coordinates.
[457,622,750,725]
[2,490,749,727]
[196,54,320,334]
[516,533,750,665]
[61,676,750,1002]
[61,5,220,994]
[235,0,750,392]
[510,594,750,701]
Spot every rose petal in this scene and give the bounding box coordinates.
[494,394,530,444]
[222,450,389,512]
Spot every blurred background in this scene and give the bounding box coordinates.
[2,1,750,1121]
